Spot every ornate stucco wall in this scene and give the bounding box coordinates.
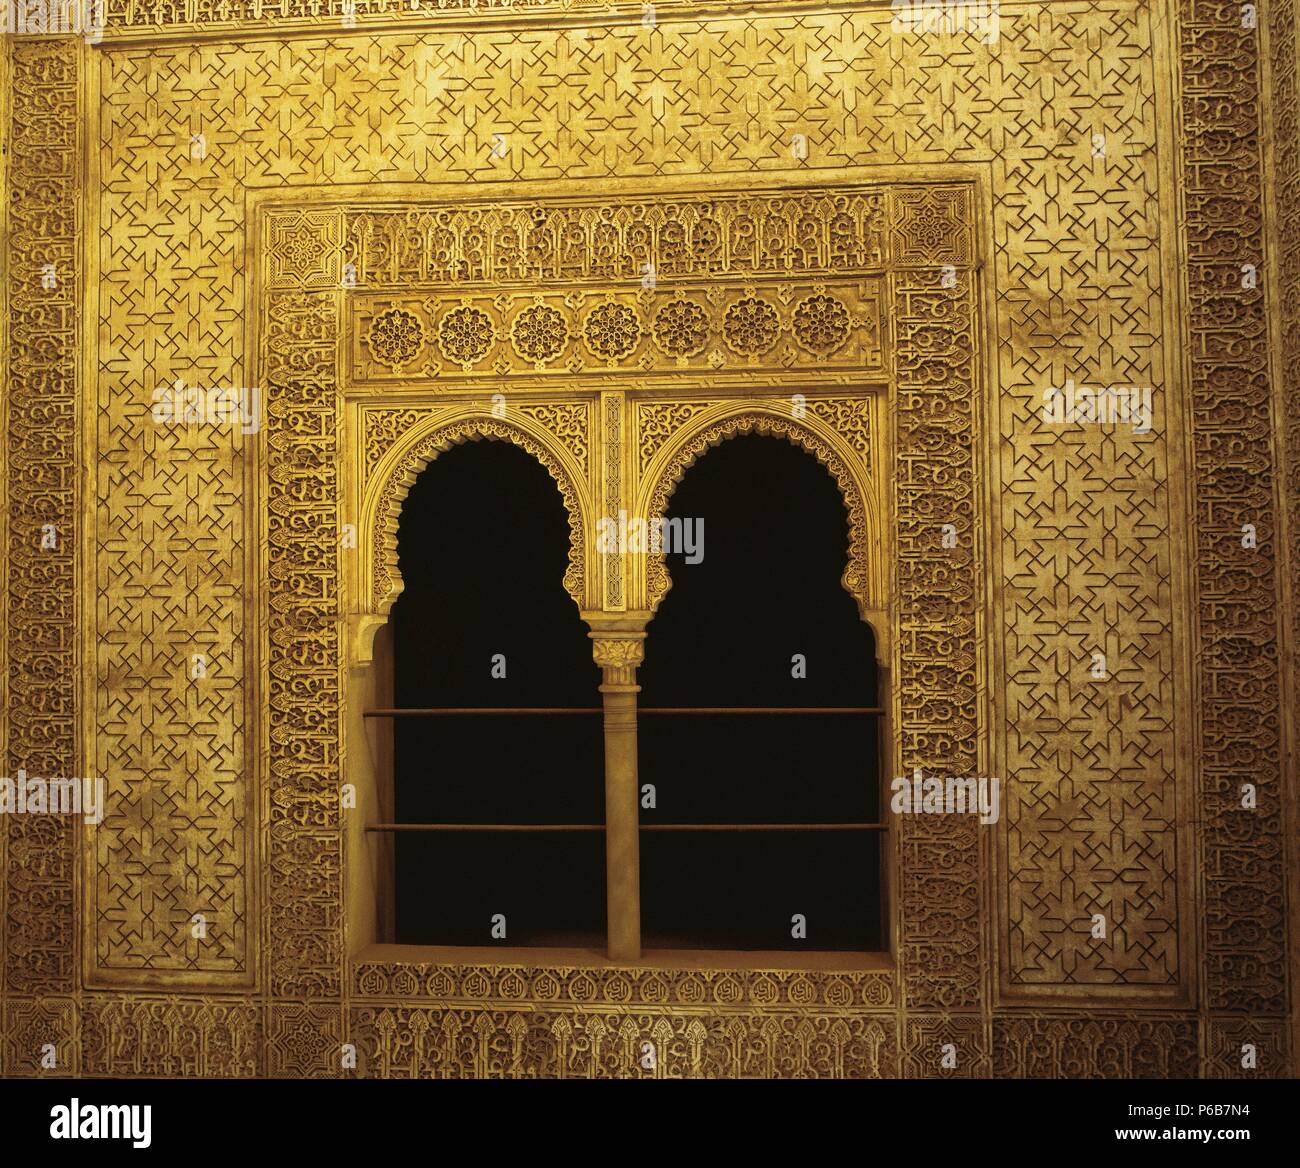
[1,0,1294,1077]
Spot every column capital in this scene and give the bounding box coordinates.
[590,637,644,670]
[584,610,650,683]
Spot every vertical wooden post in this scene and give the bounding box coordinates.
[591,631,645,961]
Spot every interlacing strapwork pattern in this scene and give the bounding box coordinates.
[984,12,1181,992]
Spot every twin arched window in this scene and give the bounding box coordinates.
[375,432,884,957]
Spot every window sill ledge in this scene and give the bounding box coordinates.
[355,942,894,975]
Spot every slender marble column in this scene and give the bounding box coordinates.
[591,633,645,961]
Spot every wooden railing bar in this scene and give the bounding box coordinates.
[367,822,888,833]
[364,707,885,717]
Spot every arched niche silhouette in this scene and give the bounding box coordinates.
[635,407,887,658]
[353,412,592,666]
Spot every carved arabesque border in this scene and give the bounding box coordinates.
[264,289,345,998]
[1177,0,1290,1032]
[889,251,982,1013]
[1266,0,1300,1068]
[3,38,79,1001]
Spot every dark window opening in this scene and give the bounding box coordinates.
[390,439,604,947]
[638,433,883,952]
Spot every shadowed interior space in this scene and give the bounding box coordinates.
[391,439,604,946]
[389,431,882,953]
[638,433,882,951]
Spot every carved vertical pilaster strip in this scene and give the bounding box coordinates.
[1,34,6,1030]
[888,188,982,1013]
[4,38,79,995]
[264,291,344,996]
[1265,0,1300,1064]
[1178,0,1287,1020]
[603,392,624,610]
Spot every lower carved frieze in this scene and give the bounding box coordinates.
[351,1005,899,1079]
[11,994,1277,1080]
[81,998,262,1079]
[353,960,895,1010]
[992,1016,1200,1080]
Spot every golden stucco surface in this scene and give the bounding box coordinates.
[0,0,1294,1077]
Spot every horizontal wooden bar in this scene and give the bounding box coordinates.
[641,707,885,716]
[367,823,603,832]
[366,823,888,833]
[364,707,601,717]
[364,706,885,717]
[642,823,888,832]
